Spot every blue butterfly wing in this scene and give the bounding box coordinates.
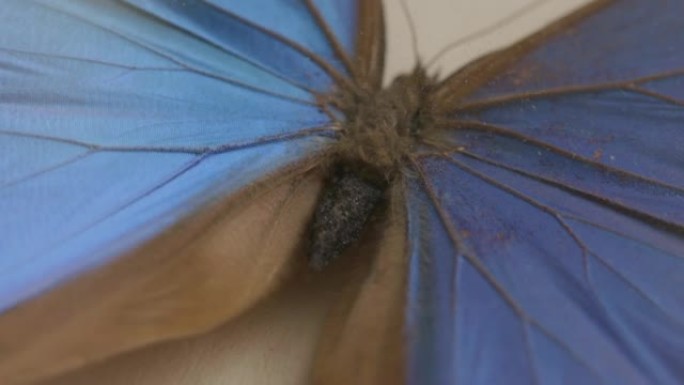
[408,1,684,384]
[0,0,360,317]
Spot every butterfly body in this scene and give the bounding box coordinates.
[310,66,439,267]
[2,0,684,384]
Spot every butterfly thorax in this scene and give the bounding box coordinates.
[309,68,438,270]
[332,67,438,178]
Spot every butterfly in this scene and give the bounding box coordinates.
[1,0,683,384]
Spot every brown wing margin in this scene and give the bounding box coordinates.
[304,0,385,93]
[0,156,325,385]
[431,0,615,113]
[354,0,386,91]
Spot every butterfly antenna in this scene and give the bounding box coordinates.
[399,0,421,68]
[425,0,549,69]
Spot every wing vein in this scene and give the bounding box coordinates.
[198,0,353,91]
[0,127,329,156]
[454,69,684,112]
[1,151,94,189]
[303,0,355,77]
[0,155,208,276]
[456,147,684,230]
[442,154,684,372]
[122,0,321,95]
[436,119,684,205]
[411,157,601,379]
[34,2,317,106]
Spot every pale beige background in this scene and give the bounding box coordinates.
[40,1,592,384]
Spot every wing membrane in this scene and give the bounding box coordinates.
[410,1,684,383]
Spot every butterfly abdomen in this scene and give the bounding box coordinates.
[309,168,385,270]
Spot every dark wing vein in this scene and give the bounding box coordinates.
[199,0,353,91]
[438,119,684,196]
[438,154,684,379]
[0,46,179,72]
[411,158,601,380]
[626,85,684,108]
[0,155,206,276]
[1,151,94,189]
[34,2,316,106]
[455,69,684,112]
[303,0,355,77]
[450,147,684,230]
[121,0,321,95]
[0,127,330,156]
[440,153,681,324]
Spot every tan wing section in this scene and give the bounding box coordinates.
[0,159,324,385]
[38,260,346,385]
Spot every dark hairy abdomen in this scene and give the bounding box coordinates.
[308,167,386,270]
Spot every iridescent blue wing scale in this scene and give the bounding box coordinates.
[408,0,684,384]
[0,3,365,377]
[4,0,683,384]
